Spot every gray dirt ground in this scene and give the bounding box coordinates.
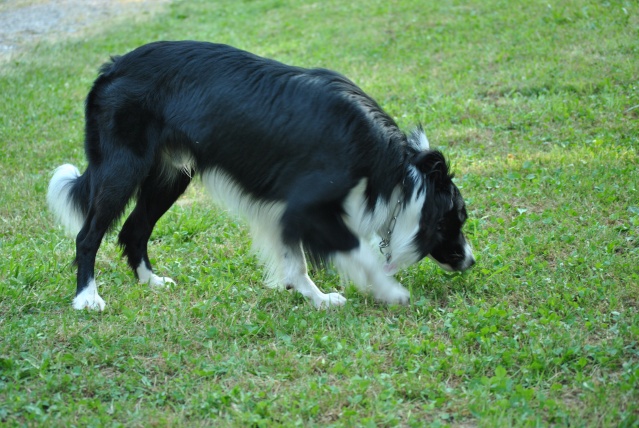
[0,0,170,61]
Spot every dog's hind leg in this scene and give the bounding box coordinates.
[73,158,150,311]
[118,168,191,287]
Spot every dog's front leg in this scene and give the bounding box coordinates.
[283,243,346,309]
[333,245,410,305]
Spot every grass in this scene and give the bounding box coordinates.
[1,0,638,426]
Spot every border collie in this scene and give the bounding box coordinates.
[47,41,474,311]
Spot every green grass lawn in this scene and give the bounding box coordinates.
[1,0,638,426]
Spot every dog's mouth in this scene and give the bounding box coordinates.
[429,242,476,272]
[429,256,475,272]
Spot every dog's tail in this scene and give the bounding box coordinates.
[47,164,91,237]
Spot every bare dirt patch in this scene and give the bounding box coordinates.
[0,0,171,61]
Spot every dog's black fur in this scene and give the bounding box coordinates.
[48,41,474,310]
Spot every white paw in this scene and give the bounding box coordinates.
[374,284,410,305]
[137,263,175,288]
[141,274,175,288]
[72,279,106,311]
[313,292,347,309]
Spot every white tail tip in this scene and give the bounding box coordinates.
[47,164,84,237]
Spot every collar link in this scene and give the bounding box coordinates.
[379,180,405,263]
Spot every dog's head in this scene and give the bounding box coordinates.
[383,130,475,275]
[412,149,475,272]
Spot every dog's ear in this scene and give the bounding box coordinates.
[412,150,450,185]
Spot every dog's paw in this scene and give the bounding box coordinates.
[136,263,175,288]
[314,292,347,309]
[72,281,106,311]
[374,284,410,305]
[141,274,175,288]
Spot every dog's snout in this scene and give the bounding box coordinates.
[465,256,476,270]
[462,242,475,271]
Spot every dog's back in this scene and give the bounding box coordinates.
[90,42,406,199]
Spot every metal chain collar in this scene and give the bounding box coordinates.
[378,192,403,263]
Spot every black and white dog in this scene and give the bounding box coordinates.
[47,41,474,311]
